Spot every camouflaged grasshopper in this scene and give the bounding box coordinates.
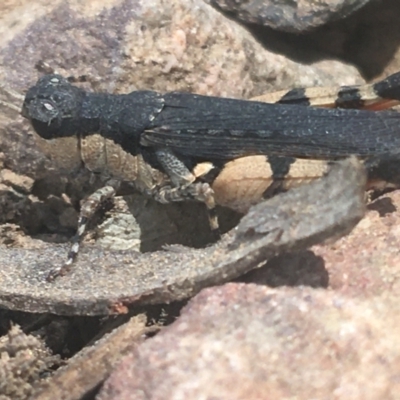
[21,71,400,280]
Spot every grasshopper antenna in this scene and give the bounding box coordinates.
[35,60,98,86]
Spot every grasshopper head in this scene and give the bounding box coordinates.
[22,74,86,172]
[22,74,84,139]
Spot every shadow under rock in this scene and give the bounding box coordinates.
[246,0,400,79]
[367,196,397,217]
[238,250,329,288]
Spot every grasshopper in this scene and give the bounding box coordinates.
[21,71,400,279]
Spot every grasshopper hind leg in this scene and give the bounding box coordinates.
[46,183,119,281]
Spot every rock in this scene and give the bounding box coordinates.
[314,190,400,298]
[0,325,59,400]
[208,0,371,32]
[0,169,34,194]
[240,189,400,301]
[98,284,400,400]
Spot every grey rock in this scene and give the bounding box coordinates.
[208,0,371,32]
[98,284,400,400]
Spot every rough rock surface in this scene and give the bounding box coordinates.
[98,284,400,400]
[241,190,400,300]
[0,158,366,316]
[316,191,400,298]
[0,325,59,400]
[208,0,371,32]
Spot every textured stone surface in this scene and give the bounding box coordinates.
[98,284,400,400]
[0,325,59,400]
[315,190,400,298]
[32,315,147,400]
[209,0,371,32]
[241,189,400,300]
[0,159,365,315]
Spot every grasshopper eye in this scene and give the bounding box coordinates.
[38,100,57,119]
[43,102,55,111]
